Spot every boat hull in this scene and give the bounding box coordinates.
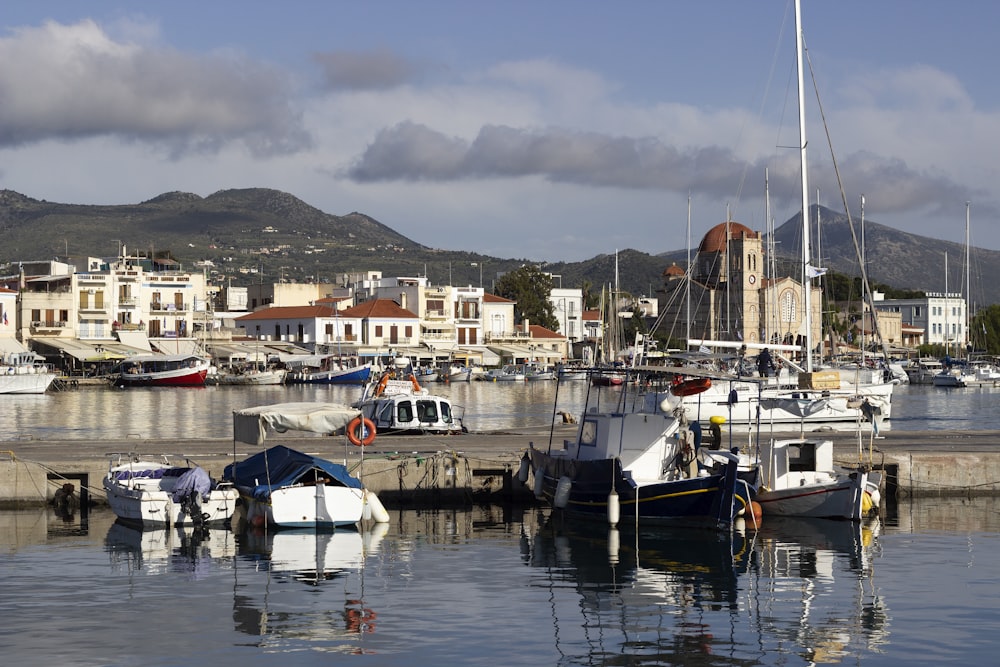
[103,474,237,526]
[289,364,372,385]
[0,371,57,394]
[529,448,750,529]
[241,484,366,529]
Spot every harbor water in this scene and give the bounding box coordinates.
[3,380,1000,440]
[2,381,1000,664]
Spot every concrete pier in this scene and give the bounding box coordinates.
[2,425,999,509]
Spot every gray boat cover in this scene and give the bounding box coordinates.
[233,402,361,446]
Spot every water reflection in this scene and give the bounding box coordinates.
[752,517,889,662]
[522,512,888,665]
[232,525,388,651]
[105,520,236,575]
[523,514,751,664]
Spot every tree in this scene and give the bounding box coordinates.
[494,265,560,331]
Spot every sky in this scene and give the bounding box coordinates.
[2,1,999,263]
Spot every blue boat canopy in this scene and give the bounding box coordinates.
[224,445,363,501]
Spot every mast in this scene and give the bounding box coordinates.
[965,201,971,355]
[794,0,814,372]
[686,196,692,342]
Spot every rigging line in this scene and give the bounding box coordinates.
[802,36,890,364]
[731,1,794,220]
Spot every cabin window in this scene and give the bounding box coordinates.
[416,400,438,422]
[397,401,414,423]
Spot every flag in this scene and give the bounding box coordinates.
[805,264,828,279]
[699,345,711,354]
[2,311,6,326]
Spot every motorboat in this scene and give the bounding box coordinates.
[355,367,465,435]
[225,403,390,529]
[103,453,238,527]
[754,438,881,520]
[905,357,944,384]
[112,354,210,387]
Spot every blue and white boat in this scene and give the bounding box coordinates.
[527,369,759,529]
[225,403,389,529]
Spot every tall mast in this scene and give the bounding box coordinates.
[794,0,813,372]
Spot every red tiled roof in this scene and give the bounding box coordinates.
[342,298,417,318]
[528,324,564,339]
[484,293,514,303]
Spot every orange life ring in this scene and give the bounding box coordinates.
[347,416,377,446]
[373,373,390,397]
[671,377,712,397]
[409,374,422,393]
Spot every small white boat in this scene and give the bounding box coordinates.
[755,438,881,520]
[906,357,944,384]
[226,402,390,529]
[485,364,526,382]
[103,454,238,527]
[209,364,287,385]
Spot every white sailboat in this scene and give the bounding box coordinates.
[680,1,893,431]
[754,0,881,520]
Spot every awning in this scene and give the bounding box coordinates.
[32,338,128,361]
[487,344,562,361]
[116,330,152,352]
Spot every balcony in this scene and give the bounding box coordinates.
[150,302,189,313]
[29,321,68,335]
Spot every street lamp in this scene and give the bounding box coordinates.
[471,262,483,288]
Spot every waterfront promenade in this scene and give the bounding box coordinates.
[3,424,1000,509]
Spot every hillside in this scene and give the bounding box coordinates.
[1,190,997,306]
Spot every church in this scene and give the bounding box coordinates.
[658,220,822,350]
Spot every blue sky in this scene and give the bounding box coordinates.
[2,1,998,263]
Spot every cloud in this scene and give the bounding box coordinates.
[0,19,310,156]
[311,49,421,91]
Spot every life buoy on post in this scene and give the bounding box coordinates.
[347,416,377,446]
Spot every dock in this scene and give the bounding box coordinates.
[2,425,1000,509]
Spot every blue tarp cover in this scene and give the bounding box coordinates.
[171,466,213,502]
[223,445,362,501]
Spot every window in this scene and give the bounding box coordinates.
[375,325,383,337]
[780,290,797,324]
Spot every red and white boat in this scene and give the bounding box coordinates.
[113,354,210,387]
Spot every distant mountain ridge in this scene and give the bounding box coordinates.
[1,190,997,306]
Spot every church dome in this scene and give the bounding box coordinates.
[698,221,757,253]
[662,262,685,279]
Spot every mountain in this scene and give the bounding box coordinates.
[1,190,997,307]
[769,205,1000,308]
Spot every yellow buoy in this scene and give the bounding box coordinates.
[710,415,727,425]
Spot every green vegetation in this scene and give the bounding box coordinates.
[494,265,560,331]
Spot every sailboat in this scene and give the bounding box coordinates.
[753,0,881,520]
[680,2,894,431]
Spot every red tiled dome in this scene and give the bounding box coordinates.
[662,262,685,278]
[698,221,757,253]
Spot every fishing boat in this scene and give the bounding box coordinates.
[209,363,287,386]
[354,364,465,435]
[287,356,373,385]
[112,354,211,387]
[102,453,238,527]
[526,368,759,529]
[484,364,526,382]
[225,402,389,529]
[0,348,57,394]
[755,437,881,520]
